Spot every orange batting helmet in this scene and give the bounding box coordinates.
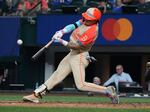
[82,7,102,21]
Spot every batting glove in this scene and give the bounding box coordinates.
[53,30,64,39]
[53,35,59,42]
[53,36,68,46]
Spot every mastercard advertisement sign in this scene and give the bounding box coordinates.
[102,18,133,41]
[37,14,150,46]
[97,14,150,46]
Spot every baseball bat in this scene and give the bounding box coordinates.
[32,39,54,61]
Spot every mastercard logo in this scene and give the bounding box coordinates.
[102,18,133,41]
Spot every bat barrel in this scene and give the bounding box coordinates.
[31,39,54,61]
[31,47,46,61]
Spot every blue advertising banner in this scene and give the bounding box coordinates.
[37,14,150,46]
[37,14,80,45]
[0,17,20,57]
[98,14,150,46]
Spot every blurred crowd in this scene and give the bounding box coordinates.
[0,0,49,16]
[84,0,150,14]
[0,0,150,16]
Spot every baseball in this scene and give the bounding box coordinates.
[17,39,23,45]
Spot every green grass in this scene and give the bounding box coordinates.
[0,94,150,103]
[0,107,149,112]
[0,94,149,112]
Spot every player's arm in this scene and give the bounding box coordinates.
[53,20,82,39]
[52,38,84,50]
[67,41,83,50]
[56,36,93,50]
[55,26,97,49]
[63,20,82,33]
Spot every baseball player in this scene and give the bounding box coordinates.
[23,7,119,104]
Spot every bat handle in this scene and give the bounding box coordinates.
[45,39,54,48]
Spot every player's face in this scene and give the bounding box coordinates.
[116,66,123,75]
[82,17,98,26]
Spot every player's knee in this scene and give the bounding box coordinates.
[76,84,84,90]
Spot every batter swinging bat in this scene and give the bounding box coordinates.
[32,39,54,61]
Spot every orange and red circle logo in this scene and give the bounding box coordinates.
[102,18,133,41]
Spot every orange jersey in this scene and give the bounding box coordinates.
[70,23,99,52]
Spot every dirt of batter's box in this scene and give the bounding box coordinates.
[0,101,150,109]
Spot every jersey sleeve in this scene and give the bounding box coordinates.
[62,19,83,33]
[75,19,83,27]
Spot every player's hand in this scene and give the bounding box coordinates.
[53,30,64,39]
[52,36,68,46]
[53,36,59,43]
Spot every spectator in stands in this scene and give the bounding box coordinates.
[16,0,49,16]
[93,76,101,85]
[109,0,116,6]
[97,0,113,14]
[1,0,17,16]
[49,0,73,12]
[16,0,31,16]
[138,0,150,13]
[83,0,87,6]
[138,0,145,4]
[85,0,113,14]
[145,62,150,92]
[29,0,49,15]
[113,0,139,14]
[88,76,101,96]
[12,0,20,10]
[0,0,3,16]
[0,68,8,86]
[0,68,4,85]
[42,0,49,13]
[103,64,133,92]
[122,0,135,5]
[112,0,125,13]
